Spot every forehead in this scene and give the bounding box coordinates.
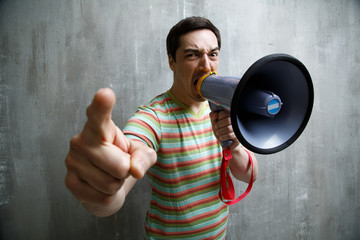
[178,29,218,51]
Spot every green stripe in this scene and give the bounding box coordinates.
[151,158,218,175]
[160,131,214,143]
[151,185,219,203]
[150,198,221,216]
[148,207,228,228]
[157,145,219,159]
[149,171,219,189]
[148,212,228,239]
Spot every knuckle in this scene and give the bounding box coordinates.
[64,155,72,169]
[131,148,157,179]
[112,161,130,179]
[64,172,80,192]
[69,135,83,152]
[219,110,229,117]
[86,105,92,118]
[65,151,82,171]
[148,148,157,164]
[68,134,94,163]
[65,151,79,171]
[225,126,232,133]
[105,151,131,178]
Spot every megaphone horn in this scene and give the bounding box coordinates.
[196,53,314,154]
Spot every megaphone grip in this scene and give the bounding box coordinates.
[208,102,234,148]
[221,140,233,148]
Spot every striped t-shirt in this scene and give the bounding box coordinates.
[123,91,229,239]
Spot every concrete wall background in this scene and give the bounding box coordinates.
[1,0,359,239]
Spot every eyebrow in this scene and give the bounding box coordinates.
[183,47,220,54]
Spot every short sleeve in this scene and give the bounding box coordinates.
[123,106,161,151]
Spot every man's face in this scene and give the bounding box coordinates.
[169,29,219,103]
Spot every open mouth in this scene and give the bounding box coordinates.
[193,78,200,95]
[193,79,199,88]
[194,72,214,91]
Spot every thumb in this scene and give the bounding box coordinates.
[84,88,116,143]
[129,140,157,179]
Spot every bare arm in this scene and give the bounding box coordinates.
[209,111,258,183]
[227,145,258,183]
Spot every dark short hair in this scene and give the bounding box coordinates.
[166,17,221,61]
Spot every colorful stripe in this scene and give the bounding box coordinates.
[124,91,228,239]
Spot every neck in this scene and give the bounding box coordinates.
[169,87,205,115]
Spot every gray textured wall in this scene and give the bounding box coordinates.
[1,0,359,239]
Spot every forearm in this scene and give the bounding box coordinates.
[228,145,258,183]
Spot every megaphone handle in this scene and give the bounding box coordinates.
[208,102,233,148]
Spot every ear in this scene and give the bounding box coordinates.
[168,54,176,72]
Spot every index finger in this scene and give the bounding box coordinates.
[217,110,230,120]
[214,111,232,129]
[85,88,116,141]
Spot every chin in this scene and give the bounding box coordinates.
[193,95,206,102]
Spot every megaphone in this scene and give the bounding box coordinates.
[196,53,314,154]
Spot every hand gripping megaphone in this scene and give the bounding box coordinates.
[196,54,314,205]
[196,53,314,154]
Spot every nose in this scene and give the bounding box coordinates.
[198,54,211,72]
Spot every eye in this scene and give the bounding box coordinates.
[209,51,219,59]
[185,52,199,59]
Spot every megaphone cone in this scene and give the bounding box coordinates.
[197,54,314,154]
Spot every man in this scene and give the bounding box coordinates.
[65,17,258,239]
